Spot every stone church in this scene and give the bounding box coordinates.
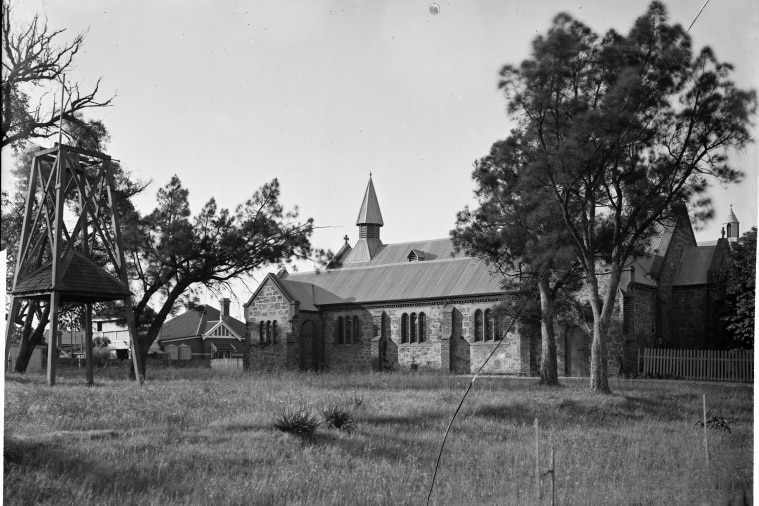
[243,177,736,376]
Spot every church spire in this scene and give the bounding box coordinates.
[723,204,740,242]
[346,175,384,262]
[356,174,384,227]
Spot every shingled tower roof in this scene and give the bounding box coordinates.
[12,250,131,303]
[355,175,384,226]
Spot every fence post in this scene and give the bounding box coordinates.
[535,418,540,505]
[702,394,709,472]
[550,446,555,506]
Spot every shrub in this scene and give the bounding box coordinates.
[271,405,319,436]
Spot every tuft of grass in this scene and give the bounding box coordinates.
[320,401,356,431]
[271,404,319,436]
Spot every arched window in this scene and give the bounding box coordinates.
[337,316,344,344]
[474,310,483,342]
[494,316,502,341]
[266,321,272,343]
[259,322,265,343]
[401,313,409,343]
[272,321,278,343]
[353,316,361,343]
[418,312,427,343]
[346,316,353,344]
[410,313,418,343]
[485,309,493,341]
[726,223,732,237]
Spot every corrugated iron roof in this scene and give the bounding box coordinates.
[285,254,504,305]
[674,245,719,286]
[12,251,130,302]
[279,279,341,311]
[344,238,382,263]
[343,238,460,267]
[159,305,245,341]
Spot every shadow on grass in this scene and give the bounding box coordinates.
[472,394,690,429]
[308,428,438,464]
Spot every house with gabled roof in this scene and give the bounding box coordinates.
[157,298,246,359]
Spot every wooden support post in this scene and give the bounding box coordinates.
[84,303,94,385]
[703,394,709,472]
[47,292,60,386]
[534,418,540,505]
[4,296,20,370]
[550,447,555,506]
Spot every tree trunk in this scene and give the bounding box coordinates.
[538,276,559,386]
[129,333,154,379]
[588,302,609,393]
[587,261,625,393]
[586,260,611,393]
[14,301,50,373]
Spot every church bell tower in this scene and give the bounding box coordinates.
[722,205,740,243]
[350,175,384,262]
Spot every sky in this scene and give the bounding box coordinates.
[2,0,757,319]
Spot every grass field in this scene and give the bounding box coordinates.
[3,367,753,505]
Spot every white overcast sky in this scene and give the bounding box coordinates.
[2,0,757,314]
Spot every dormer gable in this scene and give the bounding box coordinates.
[407,249,426,262]
[203,319,243,340]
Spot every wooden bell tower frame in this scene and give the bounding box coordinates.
[4,143,144,385]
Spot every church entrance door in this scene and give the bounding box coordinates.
[565,327,587,376]
[300,320,323,371]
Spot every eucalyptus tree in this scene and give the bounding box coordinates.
[453,134,584,386]
[489,2,755,392]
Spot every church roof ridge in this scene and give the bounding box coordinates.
[289,254,475,277]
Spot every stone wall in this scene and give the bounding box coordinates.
[669,286,708,348]
[323,309,373,371]
[245,279,293,371]
[631,286,657,350]
[245,283,534,374]
[324,298,525,373]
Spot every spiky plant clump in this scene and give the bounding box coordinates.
[271,405,319,436]
[320,402,356,431]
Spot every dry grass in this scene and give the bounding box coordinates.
[3,367,753,505]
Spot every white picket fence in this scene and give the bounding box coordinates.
[210,357,243,370]
[640,348,753,383]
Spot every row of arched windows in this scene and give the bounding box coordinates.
[327,307,503,346]
[337,315,361,345]
[401,312,427,343]
[473,309,502,342]
[258,320,278,344]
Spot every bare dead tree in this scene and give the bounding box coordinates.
[1,1,113,148]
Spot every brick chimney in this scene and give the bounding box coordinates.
[220,298,231,318]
